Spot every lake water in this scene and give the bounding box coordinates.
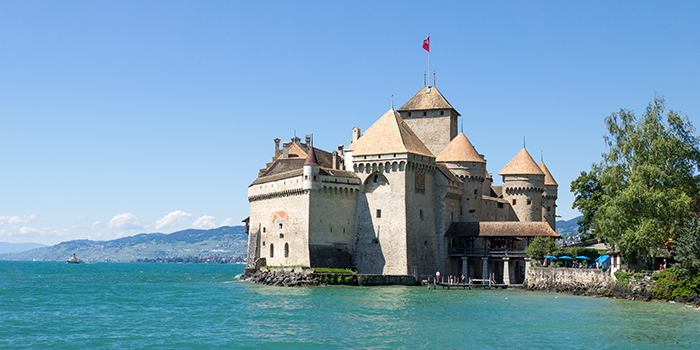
[1,261,698,349]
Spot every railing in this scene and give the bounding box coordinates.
[448,247,527,258]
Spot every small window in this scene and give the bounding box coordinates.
[408,112,412,117]
[440,110,444,116]
[279,233,284,238]
[263,227,266,233]
[420,210,424,220]
[460,206,463,215]
[376,209,381,218]
[305,175,308,180]
[262,241,265,246]
[374,175,378,183]
[330,227,333,233]
[547,206,551,212]
[279,223,283,229]
[498,203,504,209]
[512,199,517,205]
[423,111,427,116]
[474,189,478,195]
[270,244,274,258]
[450,212,454,221]
[284,243,289,258]
[527,199,532,205]
[313,175,317,181]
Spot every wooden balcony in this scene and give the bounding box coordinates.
[448,247,528,258]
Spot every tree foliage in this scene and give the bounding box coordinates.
[525,236,557,259]
[571,169,604,234]
[673,218,700,276]
[572,95,700,262]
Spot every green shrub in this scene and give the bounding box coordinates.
[614,270,632,284]
[652,267,700,299]
[632,272,644,282]
[314,268,355,274]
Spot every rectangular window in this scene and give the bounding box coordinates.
[527,199,532,205]
[420,210,424,220]
[498,203,504,209]
[376,209,381,218]
[512,199,516,205]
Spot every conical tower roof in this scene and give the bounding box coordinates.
[304,145,319,165]
[538,162,558,186]
[436,133,485,163]
[498,149,544,176]
[345,109,433,157]
[397,86,460,115]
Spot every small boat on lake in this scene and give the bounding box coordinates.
[67,254,83,264]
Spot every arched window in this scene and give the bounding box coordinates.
[374,174,378,183]
[270,244,274,258]
[284,243,289,258]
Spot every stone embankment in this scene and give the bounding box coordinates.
[241,267,418,287]
[525,266,700,307]
[242,267,320,287]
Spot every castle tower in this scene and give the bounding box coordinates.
[397,86,459,156]
[344,109,438,276]
[498,149,545,222]
[435,133,486,221]
[302,145,320,191]
[539,161,558,230]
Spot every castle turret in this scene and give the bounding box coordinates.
[498,149,545,222]
[539,161,558,230]
[397,86,459,156]
[302,145,320,191]
[435,133,486,221]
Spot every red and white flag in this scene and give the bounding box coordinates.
[423,36,430,52]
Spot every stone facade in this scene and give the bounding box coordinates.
[245,85,560,280]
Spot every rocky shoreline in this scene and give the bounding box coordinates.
[524,269,700,308]
[241,267,320,287]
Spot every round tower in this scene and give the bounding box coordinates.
[498,149,545,222]
[302,145,320,191]
[539,161,558,230]
[435,133,486,221]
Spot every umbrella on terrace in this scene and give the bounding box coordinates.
[575,256,591,260]
[558,255,573,267]
[544,256,558,260]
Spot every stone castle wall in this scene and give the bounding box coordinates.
[405,159,439,277]
[401,110,457,156]
[248,175,310,267]
[308,184,358,268]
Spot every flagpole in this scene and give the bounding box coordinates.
[428,34,431,86]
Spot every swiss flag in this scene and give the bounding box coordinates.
[423,36,430,52]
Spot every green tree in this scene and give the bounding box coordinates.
[573,95,700,263]
[571,168,604,234]
[525,236,558,259]
[673,218,700,276]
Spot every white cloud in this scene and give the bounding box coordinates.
[0,214,38,225]
[155,210,192,229]
[220,217,237,227]
[107,213,144,230]
[192,215,217,229]
[92,221,101,229]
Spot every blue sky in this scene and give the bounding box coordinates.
[1,1,699,244]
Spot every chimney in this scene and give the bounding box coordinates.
[338,145,344,156]
[274,138,281,158]
[332,151,338,170]
[305,134,311,147]
[352,127,361,144]
[282,142,290,159]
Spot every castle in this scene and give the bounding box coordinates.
[245,85,560,284]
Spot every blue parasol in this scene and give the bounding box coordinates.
[544,256,558,260]
[575,256,591,260]
[558,256,573,260]
[595,255,610,263]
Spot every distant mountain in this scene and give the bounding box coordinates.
[0,226,248,262]
[556,216,582,234]
[0,242,47,254]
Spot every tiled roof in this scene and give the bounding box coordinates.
[344,109,434,157]
[490,186,503,198]
[436,133,485,163]
[538,162,558,186]
[445,221,561,238]
[319,168,359,179]
[304,146,319,165]
[250,168,302,185]
[498,149,545,176]
[397,86,459,114]
[436,163,462,183]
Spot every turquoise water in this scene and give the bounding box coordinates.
[1,262,698,349]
